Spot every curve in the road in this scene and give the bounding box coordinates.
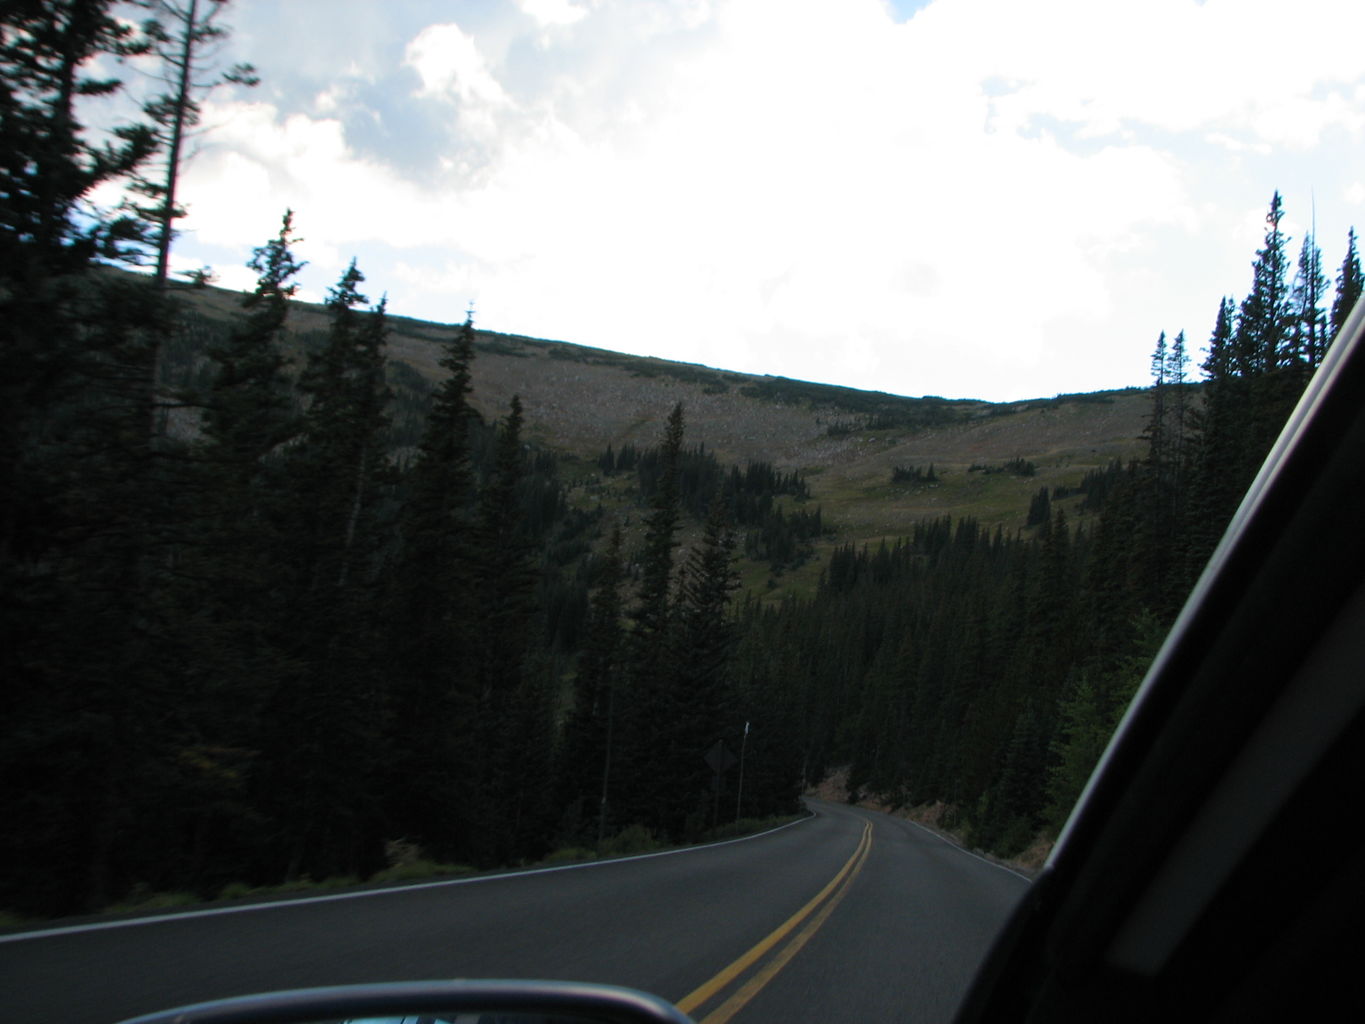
[680,818,872,1023]
[2,799,1027,1024]
[0,814,816,947]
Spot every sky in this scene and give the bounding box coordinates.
[102,0,1365,402]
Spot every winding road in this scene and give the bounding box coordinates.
[0,799,1028,1022]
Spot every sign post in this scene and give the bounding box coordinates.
[735,721,749,822]
[705,740,737,828]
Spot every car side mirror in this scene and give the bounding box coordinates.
[114,980,695,1024]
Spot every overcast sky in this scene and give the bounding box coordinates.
[114,0,1365,402]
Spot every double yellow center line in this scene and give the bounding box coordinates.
[676,818,873,1024]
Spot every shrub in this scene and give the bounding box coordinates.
[540,847,595,866]
[700,814,803,842]
[600,824,658,857]
[103,886,198,914]
[368,859,474,885]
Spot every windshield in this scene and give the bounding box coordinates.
[2,3,1361,1023]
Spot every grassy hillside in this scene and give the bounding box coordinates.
[167,277,1151,601]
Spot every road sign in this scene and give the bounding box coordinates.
[705,740,737,775]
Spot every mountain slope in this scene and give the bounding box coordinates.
[170,278,1151,566]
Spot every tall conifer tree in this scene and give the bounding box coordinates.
[674,494,741,831]
[1164,330,1189,489]
[558,528,626,846]
[175,214,305,882]
[616,403,686,834]
[468,395,550,863]
[131,0,258,290]
[0,0,172,914]
[1233,191,1291,376]
[1144,331,1168,476]
[1331,227,1362,341]
[261,260,393,881]
[1288,231,1328,372]
[383,316,479,860]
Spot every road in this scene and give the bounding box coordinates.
[0,799,1028,1023]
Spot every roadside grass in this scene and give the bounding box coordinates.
[599,823,660,856]
[102,887,200,914]
[539,846,596,866]
[367,860,475,885]
[87,866,466,920]
[699,814,808,842]
[536,813,807,870]
[2,815,811,930]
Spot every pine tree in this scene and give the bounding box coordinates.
[673,494,741,832]
[1200,297,1235,383]
[260,260,394,881]
[1232,191,1291,376]
[1215,194,1299,504]
[382,316,479,861]
[0,1,176,914]
[1026,486,1051,528]
[616,403,686,834]
[1,0,158,558]
[193,210,302,568]
[1288,231,1328,372]
[472,396,536,705]
[1044,675,1109,830]
[468,395,549,864]
[131,0,258,289]
[631,403,686,665]
[558,528,627,847]
[289,262,393,592]
[1136,330,1196,613]
[1145,331,1168,477]
[1187,298,1245,585]
[1164,330,1189,490]
[172,214,305,883]
[0,1,156,282]
[1330,227,1362,342]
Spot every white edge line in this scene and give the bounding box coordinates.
[894,814,1034,882]
[808,797,1032,883]
[0,813,816,945]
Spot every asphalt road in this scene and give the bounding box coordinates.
[1,799,1028,1023]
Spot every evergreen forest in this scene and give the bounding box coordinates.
[3,2,1361,920]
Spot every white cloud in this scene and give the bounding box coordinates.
[905,0,1365,152]
[159,0,1365,400]
[518,0,589,28]
[406,23,511,109]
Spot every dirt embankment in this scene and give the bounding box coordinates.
[807,768,1050,877]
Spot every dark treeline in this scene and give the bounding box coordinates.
[747,191,1360,854]
[969,457,1037,477]
[892,463,938,485]
[1026,457,1131,523]
[560,407,804,852]
[0,4,794,918]
[633,446,810,517]
[619,442,823,572]
[0,185,563,911]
